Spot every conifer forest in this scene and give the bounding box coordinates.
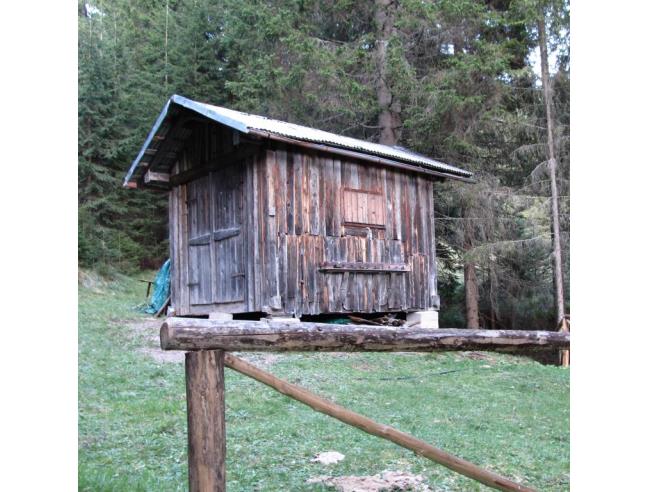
[78,0,570,330]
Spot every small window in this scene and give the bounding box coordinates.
[342,187,385,237]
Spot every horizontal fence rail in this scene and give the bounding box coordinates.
[161,318,570,352]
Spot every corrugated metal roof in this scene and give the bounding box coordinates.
[124,94,472,185]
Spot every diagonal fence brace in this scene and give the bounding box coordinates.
[223,353,537,492]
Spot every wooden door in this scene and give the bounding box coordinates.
[211,169,246,305]
[187,175,214,306]
[186,168,247,310]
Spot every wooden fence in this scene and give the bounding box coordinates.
[160,318,570,492]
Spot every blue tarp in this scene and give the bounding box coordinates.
[144,259,171,314]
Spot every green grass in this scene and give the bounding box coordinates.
[79,272,569,491]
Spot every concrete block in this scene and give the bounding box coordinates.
[209,312,233,321]
[406,310,439,329]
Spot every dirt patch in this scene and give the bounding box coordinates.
[123,317,184,364]
[139,346,185,364]
[127,317,282,367]
[307,471,431,492]
[238,353,281,368]
[78,269,108,293]
[459,352,497,363]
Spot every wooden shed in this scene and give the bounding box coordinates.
[124,95,472,325]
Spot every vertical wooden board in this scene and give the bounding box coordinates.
[256,154,266,307]
[318,156,327,237]
[299,235,308,315]
[266,149,277,218]
[411,254,419,309]
[337,239,346,311]
[333,159,342,236]
[210,173,220,303]
[278,232,287,311]
[411,175,422,256]
[252,155,263,308]
[393,171,402,241]
[245,158,255,311]
[179,185,189,313]
[401,174,411,258]
[276,149,288,235]
[417,178,429,306]
[301,153,311,235]
[169,189,177,310]
[286,152,295,235]
[237,170,247,302]
[345,239,355,310]
[263,153,279,309]
[310,155,320,236]
[286,235,297,302]
[427,179,438,301]
[381,169,391,241]
[345,160,360,189]
[416,175,429,256]
[377,240,386,308]
[357,273,365,312]
[322,157,334,236]
[323,237,335,312]
[393,240,404,309]
[422,255,428,309]
[333,242,343,311]
[341,271,350,311]
[294,152,303,235]
[314,237,325,312]
[307,237,316,308]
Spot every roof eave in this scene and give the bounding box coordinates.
[123,94,252,187]
[124,95,474,187]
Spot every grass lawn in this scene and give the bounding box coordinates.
[79,272,569,491]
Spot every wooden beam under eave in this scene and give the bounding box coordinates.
[144,170,170,186]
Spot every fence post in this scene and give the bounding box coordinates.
[185,350,226,492]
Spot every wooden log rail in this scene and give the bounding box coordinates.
[161,317,570,352]
[162,318,569,492]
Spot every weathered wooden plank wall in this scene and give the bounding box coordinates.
[249,144,439,317]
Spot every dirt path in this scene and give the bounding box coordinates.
[129,317,281,367]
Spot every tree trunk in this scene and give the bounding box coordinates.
[375,0,401,145]
[464,261,480,328]
[538,12,566,328]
